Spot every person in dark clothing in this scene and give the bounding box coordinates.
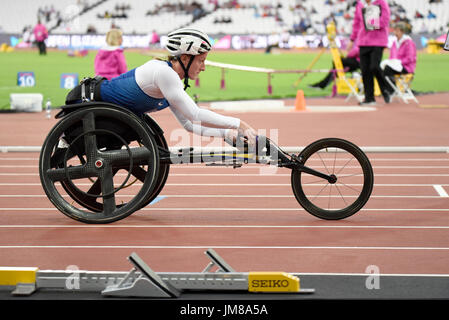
[309,43,360,89]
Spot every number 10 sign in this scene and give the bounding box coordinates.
[17,72,36,87]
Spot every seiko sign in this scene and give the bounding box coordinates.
[251,279,290,288]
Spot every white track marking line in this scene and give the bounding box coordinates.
[0,194,446,199]
[0,158,39,161]
[0,245,448,250]
[1,208,449,212]
[3,165,449,169]
[0,165,36,168]
[0,225,448,229]
[2,172,449,177]
[2,158,449,162]
[433,185,449,198]
[1,183,449,187]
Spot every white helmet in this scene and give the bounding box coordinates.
[166,28,212,56]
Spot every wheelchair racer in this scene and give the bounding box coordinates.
[93,28,257,147]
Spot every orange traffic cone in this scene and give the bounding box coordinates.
[293,90,306,111]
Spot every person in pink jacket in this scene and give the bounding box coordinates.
[33,20,48,55]
[348,0,392,105]
[94,28,128,80]
[381,21,416,89]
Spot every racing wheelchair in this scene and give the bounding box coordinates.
[39,102,374,224]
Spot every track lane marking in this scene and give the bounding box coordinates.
[1,183,449,187]
[0,225,448,229]
[1,208,449,211]
[3,158,449,162]
[4,166,449,171]
[433,185,449,198]
[2,173,449,177]
[0,194,446,199]
[0,245,448,250]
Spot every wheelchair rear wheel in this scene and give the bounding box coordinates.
[39,105,160,223]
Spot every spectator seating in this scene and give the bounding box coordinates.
[0,0,76,34]
[1,0,448,36]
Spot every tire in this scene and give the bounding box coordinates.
[291,138,374,220]
[39,105,160,223]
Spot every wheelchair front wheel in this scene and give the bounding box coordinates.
[291,138,374,220]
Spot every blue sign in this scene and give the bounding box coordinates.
[17,71,35,87]
[60,73,79,89]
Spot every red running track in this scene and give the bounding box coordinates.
[0,95,448,275]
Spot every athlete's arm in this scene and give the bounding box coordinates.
[156,67,241,130]
[170,106,230,137]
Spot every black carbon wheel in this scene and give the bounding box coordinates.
[39,105,160,223]
[291,138,374,220]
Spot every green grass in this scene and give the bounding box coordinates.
[1,49,448,109]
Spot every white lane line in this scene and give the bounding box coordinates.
[2,158,449,162]
[0,158,39,161]
[0,225,448,229]
[2,173,449,177]
[0,165,36,168]
[0,245,448,250]
[0,183,291,186]
[3,165,449,169]
[0,194,446,199]
[1,183,449,187]
[141,208,449,212]
[1,208,449,212]
[433,185,449,198]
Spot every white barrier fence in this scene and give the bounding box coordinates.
[204,60,336,94]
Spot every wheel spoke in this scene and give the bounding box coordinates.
[336,172,364,179]
[105,147,151,167]
[332,148,338,174]
[317,151,330,175]
[334,184,348,207]
[335,156,354,175]
[311,182,330,202]
[302,177,330,185]
[46,165,92,182]
[82,112,97,160]
[131,166,148,182]
[336,181,362,194]
[100,167,116,215]
[89,167,120,195]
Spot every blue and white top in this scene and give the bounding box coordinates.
[99,59,240,137]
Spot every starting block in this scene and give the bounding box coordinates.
[102,252,180,298]
[0,249,314,298]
